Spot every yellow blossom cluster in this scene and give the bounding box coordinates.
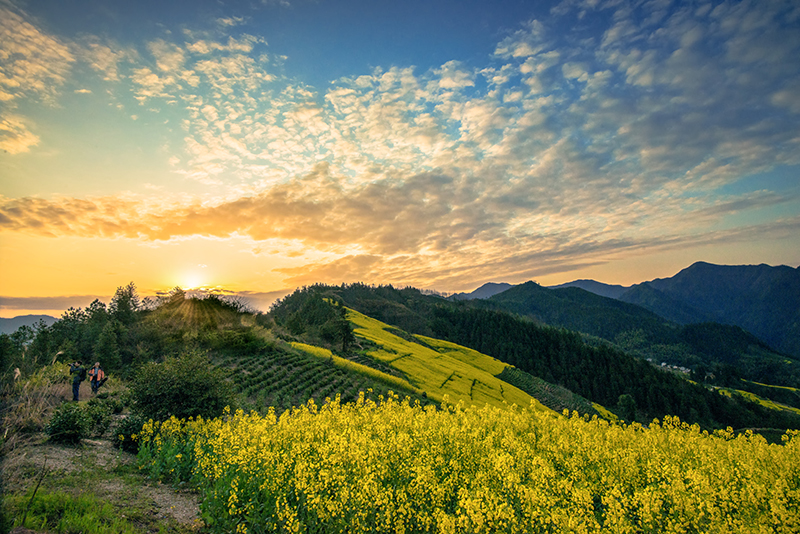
[136,394,800,533]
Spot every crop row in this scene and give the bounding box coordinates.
[218,345,425,413]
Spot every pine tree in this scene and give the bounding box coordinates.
[94,321,121,371]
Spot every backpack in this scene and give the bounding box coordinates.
[79,367,87,381]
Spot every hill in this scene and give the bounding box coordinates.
[548,279,629,299]
[267,286,603,416]
[5,281,800,432]
[447,282,513,301]
[281,283,800,430]
[0,314,58,335]
[619,261,800,358]
[484,281,676,342]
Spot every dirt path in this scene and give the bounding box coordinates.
[2,434,202,532]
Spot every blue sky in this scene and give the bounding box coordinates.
[1,0,799,315]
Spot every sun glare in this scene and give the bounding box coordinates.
[180,272,205,290]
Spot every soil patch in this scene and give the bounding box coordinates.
[2,433,201,530]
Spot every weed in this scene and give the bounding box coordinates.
[8,490,140,533]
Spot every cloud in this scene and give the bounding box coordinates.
[1,0,798,289]
[0,3,74,104]
[495,19,548,58]
[0,116,39,153]
[77,38,136,81]
[216,17,247,28]
[148,39,187,72]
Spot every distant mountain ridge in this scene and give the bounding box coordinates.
[0,314,58,335]
[548,279,629,299]
[448,282,513,301]
[618,262,800,357]
[542,261,800,358]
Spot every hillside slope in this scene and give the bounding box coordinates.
[302,283,800,430]
[620,262,800,357]
[345,307,549,411]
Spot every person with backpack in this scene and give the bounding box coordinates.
[69,360,86,401]
[88,361,106,394]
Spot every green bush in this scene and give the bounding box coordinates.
[45,403,90,444]
[129,350,236,421]
[83,399,114,437]
[112,413,146,453]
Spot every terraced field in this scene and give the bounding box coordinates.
[215,343,426,413]
[345,307,552,411]
[208,303,614,417]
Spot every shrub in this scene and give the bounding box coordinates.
[112,413,146,453]
[83,398,114,437]
[45,403,90,444]
[129,350,236,421]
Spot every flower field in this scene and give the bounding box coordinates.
[136,394,800,534]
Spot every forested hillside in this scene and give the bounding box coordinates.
[295,283,800,431]
[476,281,800,396]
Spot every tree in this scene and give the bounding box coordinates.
[617,394,637,422]
[129,351,236,421]
[94,321,122,371]
[110,282,140,326]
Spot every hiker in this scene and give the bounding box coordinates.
[88,361,106,394]
[69,360,86,401]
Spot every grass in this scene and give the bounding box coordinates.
[718,387,800,416]
[346,307,551,411]
[290,342,422,395]
[1,428,202,534]
[1,363,201,533]
[8,490,140,534]
[745,380,800,392]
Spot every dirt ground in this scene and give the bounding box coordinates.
[2,433,202,532]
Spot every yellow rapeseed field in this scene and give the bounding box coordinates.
[136,394,800,534]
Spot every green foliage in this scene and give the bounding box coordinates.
[83,398,115,437]
[271,287,355,351]
[109,281,140,326]
[43,397,117,444]
[46,403,91,444]
[130,351,236,421]
[617,393,637,422]
[94,320,122,371]
[112,413,146,453]
[9,490,139,534]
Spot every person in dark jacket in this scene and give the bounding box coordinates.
[69,360,86,401]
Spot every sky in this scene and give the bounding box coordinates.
[1,0,799,317]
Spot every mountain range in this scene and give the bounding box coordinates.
[548,262,800,358]
[0,314,58,335]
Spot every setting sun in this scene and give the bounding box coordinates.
[179,272,206,291]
